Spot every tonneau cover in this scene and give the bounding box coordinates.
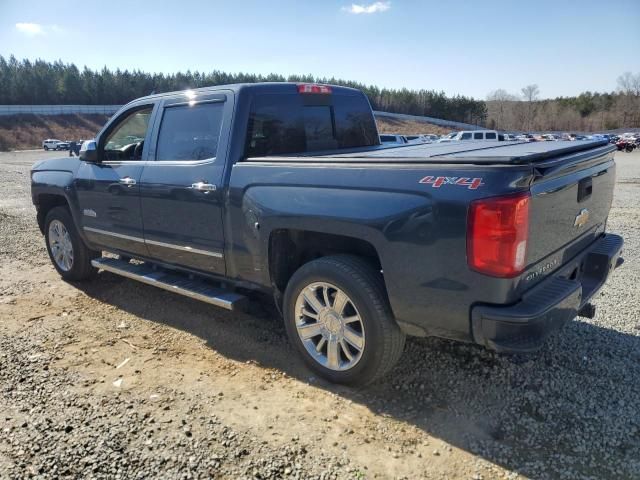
[248,139,614,165]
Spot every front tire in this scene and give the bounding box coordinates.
[44,206,99,281]
[283,255,405,386]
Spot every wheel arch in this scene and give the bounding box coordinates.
[268,229,389,308]
[35,193,70,233]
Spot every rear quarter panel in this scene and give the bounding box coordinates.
[227,160,534,341]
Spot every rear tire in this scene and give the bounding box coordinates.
[283,255,405,386]
[44,206,99,281]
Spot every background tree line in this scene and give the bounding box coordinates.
[486,72,640,132]
[0,55,487,125]
[1,56,637,132]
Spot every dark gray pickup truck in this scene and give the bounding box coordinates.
[31,83,623,385]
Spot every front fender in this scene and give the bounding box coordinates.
[31,169,84,238]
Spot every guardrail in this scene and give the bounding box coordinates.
[0,105,121,116]
[0,104,481,131]
[373,110,483,131]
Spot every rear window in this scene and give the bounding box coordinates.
[245,92,378,157]
[486,132,497,140]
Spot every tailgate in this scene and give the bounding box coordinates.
[525,144,616,278]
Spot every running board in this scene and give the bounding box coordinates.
[91,257,247,311]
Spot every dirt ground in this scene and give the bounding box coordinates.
[1,149,639,479]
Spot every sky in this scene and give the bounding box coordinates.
[1,0,639,100]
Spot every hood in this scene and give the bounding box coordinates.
[31,156,83,173]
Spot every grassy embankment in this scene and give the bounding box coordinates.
[0,114,454,151]
[0,114,109,151]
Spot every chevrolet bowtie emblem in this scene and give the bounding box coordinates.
[574,208,590,228]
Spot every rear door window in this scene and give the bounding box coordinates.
[245,92,378,157]
[473,132,483,140]
[156,102,224,161]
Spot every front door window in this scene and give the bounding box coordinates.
[102,107,153,161]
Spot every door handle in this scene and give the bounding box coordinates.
[119,177,136,186]
[190,182,217,192]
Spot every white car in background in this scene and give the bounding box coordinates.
[437,132,459,143]
[422,134,440,142]
[42,139,69,151]
[451,130,500,141]
[403,135,425,144]
[379,134,408,145]
[404,135,440,144]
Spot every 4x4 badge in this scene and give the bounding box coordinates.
[419,176,484,190]
[574,208,590,228]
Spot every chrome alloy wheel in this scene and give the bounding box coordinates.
[294,282,366,371]
[48,219,74,271]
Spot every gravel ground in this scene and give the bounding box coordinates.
[0,149,639,479]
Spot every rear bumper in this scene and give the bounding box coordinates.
[471,233,624,353]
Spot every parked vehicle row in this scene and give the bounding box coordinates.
[379,134,441,145]
[378,130,635,147]
[382,130,503,145]
[615,138,639,152]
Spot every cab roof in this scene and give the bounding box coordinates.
[124,82,363,108]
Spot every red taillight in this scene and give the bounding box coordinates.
[297,84,332,94]
[467,192,530,278]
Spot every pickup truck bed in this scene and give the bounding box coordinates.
[233,136,620,346]
[31,82,623,385]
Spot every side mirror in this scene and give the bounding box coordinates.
[79,140,98,162]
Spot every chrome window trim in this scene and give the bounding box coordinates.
[101,160,148,166]
[99,159,219,166]
[144,158,218,167]
[166,98,225,108]
[83,227,223,258]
